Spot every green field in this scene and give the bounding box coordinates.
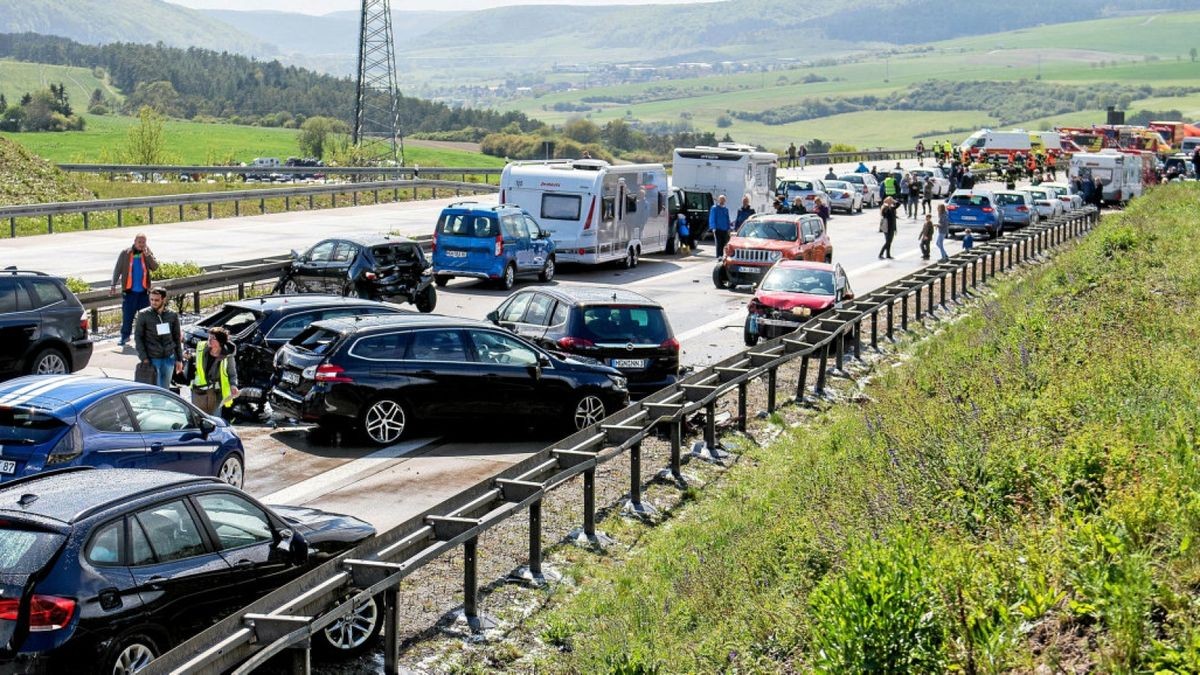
[0,59,122,105]
[0,113,506,166]
[501,10,1200,150]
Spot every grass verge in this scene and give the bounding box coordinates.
[512,184,1200,672]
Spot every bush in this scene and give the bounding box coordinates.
[87,104,108,116]
[715,114,733,128]
[156,261,203,280]
[64,277,91,295]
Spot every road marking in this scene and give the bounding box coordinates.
[675,249,925,342]
[261,436,439,505]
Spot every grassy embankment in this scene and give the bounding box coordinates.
[503,11,1200,150]
[518,185,1200,672]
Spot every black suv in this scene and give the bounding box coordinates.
[183,295,407,415]
[0,467,377,673]
[0,270,92,381]
[277,235,436,313]
[269,314,630,445]
[487,286,679,398]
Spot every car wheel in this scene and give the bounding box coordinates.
[665,230,678,255]
[105,633,159,675]
[622,247,637,269]
[415,285,437,313]
[712,265,730,290]
[315,593,384,658]
[743,317,759,347]
[572,394,606,430]
[28,347,68,375]
[282,278,301,294]
[361,398,408,445]
[539,257,555,283]
[217,454,244,489]
[499,263,516,291]
[434,275,451,288]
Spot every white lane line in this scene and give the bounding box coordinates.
[261,436,439,505]
[675,249,925,342]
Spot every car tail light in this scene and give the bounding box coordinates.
[1016,206,1028,212]
[660,337,680,352]
[313,364,353,383]
[499,189,505,204]
[557,336,596,351]
[946,204,957,211]
[46,426,82,466]
[79,311,89,333]
[494,234,503,257]
[431,232,438,254]
[583,196,596,230]
[364,272,378,280]
[981,207,993,213]
[577,248,586,256]
[0,595,76,631]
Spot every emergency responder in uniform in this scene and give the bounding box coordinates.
[191,327,239,416]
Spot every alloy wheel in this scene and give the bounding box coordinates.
[112,643,155,675]
[573,395,606,429]
[322,598,379,651]
[34,352,67,375]
[218,455,244,488]
[364,400,406,444]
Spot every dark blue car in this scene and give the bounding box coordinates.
[0,376,245,488]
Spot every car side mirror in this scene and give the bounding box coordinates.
[486,310,500,325]
[198,417,216,439]
[276,528,308,564]
[540,230,551,239]
[290,249,300,260]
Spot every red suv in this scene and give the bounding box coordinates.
[744,260,853,345]
[713,213,832,290]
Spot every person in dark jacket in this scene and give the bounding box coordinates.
[708,194,732,259]
[735,195,756,229]
[814,196,830,225]
[879,197,898,259]
[133,287,183,389]
[192,327,240,415]
[110,233,159,347]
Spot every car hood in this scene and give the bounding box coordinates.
[269,504,376,544]
[755,290,835,312]
[728,238,795,251]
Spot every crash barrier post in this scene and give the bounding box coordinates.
[142,207,1099,675]
[0,180,497,238]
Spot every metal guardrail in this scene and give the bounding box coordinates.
[0,179,498,237]
[143,206,1100,674]
[57,163,503,180]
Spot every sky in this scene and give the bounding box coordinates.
[168,0,712,15]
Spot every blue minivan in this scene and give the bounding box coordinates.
[431,202,557,291]
[945,189,1005,238]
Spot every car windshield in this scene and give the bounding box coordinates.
[1044,186,1067,196]
[0,407,67,445]
[738,218,797,241]
[824,181,851,191]
[437,213,499,238]
[950,194,990,208]
[839,175,863,184]
[782,181,815,192]
[200,306,262,337]
[761,268,836,295]
[290,327,343,355]
[0,526,65,575]
[578,306,670,343]
[995,194,1025,206]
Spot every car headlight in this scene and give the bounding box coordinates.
[608,374,628,391]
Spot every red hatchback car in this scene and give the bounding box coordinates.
[744,260,853,346]
[713,213,832,290]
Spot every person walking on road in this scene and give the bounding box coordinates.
[191,327,239,416]
[134,287,183,390]
[814,196,830,226]
[735,194,756,230]
[921,175,934,215]
[916,140,926,166]
[878,197,898,260]
[798,144,808,169]
[786,142,797,169]
[898,173,912,218]
[110,233,159,347]
[919,214,934,261]
[936,203,950,261]
[709,194,732,259]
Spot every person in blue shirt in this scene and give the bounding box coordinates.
[709,194,732,259]
[855,161,869,173]
[734,195,755,229]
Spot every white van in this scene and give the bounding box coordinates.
[1069,150,1143,204]
[1180,137,1200,155]
[959,130,1033,162]
[499,159,670,267]
[672,143,778,226]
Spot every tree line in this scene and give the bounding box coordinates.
[0,32,541,135]
[0,84,85,132]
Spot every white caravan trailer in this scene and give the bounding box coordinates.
[672,143,778,223]
[1069,150,1144,204]
[500,159,670,266]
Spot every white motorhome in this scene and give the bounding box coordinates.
[251,157,281,167]
[672,143,778,221]
[500,159,670,267]
[1069,150,1143,204]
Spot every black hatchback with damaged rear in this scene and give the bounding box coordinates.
[487,286,679,397]
[269,314,629,445]
[276,235,437,313]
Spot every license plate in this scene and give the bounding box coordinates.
[961,216,977,221]
[446,250,467,258]
[281,371,300,384]
[736,266,762,274]
[611,359,647,369]
[0,460,16,475]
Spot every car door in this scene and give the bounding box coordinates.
[126,390,219,477]
[292,240,337,292]
[80,517,145,631]
[501,214,533,272]
[327,241,359,294]
[128,498,234,639]
[523,214,551,270]
[464,329,555,419]
[399,328,475,421]
[0,277,34,375]
[80,394,150,469]
[493,292,535,332]
[511,292,556,344]
[810,217,829,261]
[192,491,299,600]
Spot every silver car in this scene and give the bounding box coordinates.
[909,168,951,198]
[776,178,830,213]
[822,180,863,214]
[839,173,880,207]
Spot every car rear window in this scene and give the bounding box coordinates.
[995,194,1025,206]
[0,525,65,575]
[578,306,670,343]
[290,327,344,355]
[201,306,262,337]
[738,219,797,241]
[950,195,990,208]
[840,175,863,184]
[438,213,498,238]
[0,407,67,445]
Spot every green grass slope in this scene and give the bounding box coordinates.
[528,185,1200,672]
[0,59,122,106]
[0,137,92,205]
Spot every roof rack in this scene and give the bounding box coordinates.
[1,267,49,276]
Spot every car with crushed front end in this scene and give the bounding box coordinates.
[0,467,377,674]
[276,235,436,313]
[269,314,629,444]
[743,260,853,346]
[714,213,832,290]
